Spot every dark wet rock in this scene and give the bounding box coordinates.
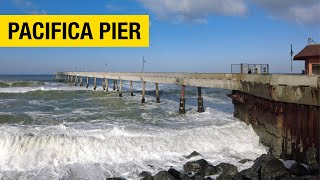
[196,165,218,177]
[141,175,153,180]
[260,158,290,180]
[183,159,210,175]
[140,171,152,178]
[179,173,192,180]
[153,171,176,180]
[306,147,319,175]
[232,172,244,180]
[168,168,181,180]
[238,159,252,164]
[185,151,202,159]
[250,154,276,172]
[239,169,259,180]
[216,173,233,180]
[289,163,308,176]
[194,177,212,180]
[215,163,238,176]
[106,178,126,180]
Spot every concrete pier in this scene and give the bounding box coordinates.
[55,71,320,162]
[155,83,160,103]
[179,85,186,114]
[197,87,204,112]
[142,81,146,103]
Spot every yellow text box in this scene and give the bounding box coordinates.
[0,15,149,47]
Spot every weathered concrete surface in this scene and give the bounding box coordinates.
[230,90,319,162]
[55,72,320,106]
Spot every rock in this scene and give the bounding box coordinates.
[238,159,252,164]
[289,163,308,176]
[153,171,176,180]
[216,173,233,180]
[183,159,210,175]
[185,151,202,159]
[251,154,276,172]
[196,165,217,177]
[179,173,192,180]
[140,171,152,178]
[260,158,290,180]
[141,175,153,180]
[232,172,244,180]
[306,147,319,175]
[194,177,212,180]
[168,168,181,180]
[107,178,126,180]
[239,169,259,180]
[215,163,238,176]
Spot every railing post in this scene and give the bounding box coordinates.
[155,83,160,103]
[142,81,146,103]
[197,87,204,112]
[179,85,186,114]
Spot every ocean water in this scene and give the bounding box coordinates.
[0,75,266,180]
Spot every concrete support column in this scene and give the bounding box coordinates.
[113,80,116,91]
[116,80,119,91]
[93,77,97,90]
[130,81,134,96]
[74,76,78,86]
[155,83,160,103]
[79,76,83,86]
[119,80,123,97]
[105,79,109,92]
[197,87,204,112]
[179,85,186,114]
[102,79,106,90]
[86,77,89,88]
[141,81,146,103]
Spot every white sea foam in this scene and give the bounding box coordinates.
[0,109,266,179]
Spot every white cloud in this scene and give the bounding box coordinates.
[12,0,46,14]
[138,0,247,23]
[248,0,320,25]
[138,0,320,25]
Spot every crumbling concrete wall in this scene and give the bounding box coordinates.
[230,90,319,162]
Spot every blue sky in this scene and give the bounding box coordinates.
[0,0,319,74]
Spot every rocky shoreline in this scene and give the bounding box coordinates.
[108,149,319,180]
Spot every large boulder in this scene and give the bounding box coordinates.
[153,171,176,180]
[260,158,290,180]
[185,151,202,159]
[183,159,210,174]
[306,147,319,175]
[216,173,233,180]
[251,154,276,172]
[215,163,238,176]
[168,168,181,180]
[289,163,308,176]
[239,169,259,180]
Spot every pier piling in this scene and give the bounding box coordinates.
[105,79,109,92]
[142,81,146,103]
[74,75,78,86]
[102,79,106,90]
[86,77,89,88]
[113,80,116,91]
[197,87,204,112]
[80,76,83,86]
[155,83,160,103]
[116,80,119,91]
[94,77,97,90]
[130,81,134,96]
[179,85,186,114]
[119,80,123,97]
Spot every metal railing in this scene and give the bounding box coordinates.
[231,63,269,74]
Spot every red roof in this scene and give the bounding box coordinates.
[293,44,320,60]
